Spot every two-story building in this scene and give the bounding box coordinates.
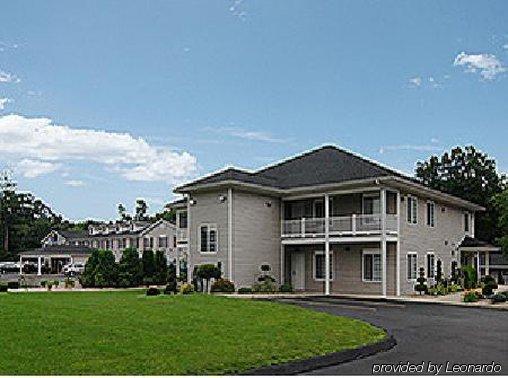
[172,145,486,296]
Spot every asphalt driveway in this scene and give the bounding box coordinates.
[273,298,508,375]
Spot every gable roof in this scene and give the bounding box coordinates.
[459,236,500,251]
[174,145,484,211]
[58,230,89,239]
[176,145,413,191]
[20,244,94,256]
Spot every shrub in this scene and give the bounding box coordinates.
[482,283,496,297]
[462,265,477,289]
[146,287,161,296]
[498,271,505,285]
[491,293,507,304]
[237,287,252,294]
[180,283,194,295]
[40,280,47,288]
[448,283,462,293]
[435,260,443,283]
[253,280,278,293]
[463,291,480,303]
[211,278,235,293]
[80,249,118,288]
[64,277,75,289]
[164,280,177,295]
[7,281,19,290]
[280,283,293,293]
[47,282,53,291]
[414,267,427,295]
[0,283,7,292]
[53,280,60,288]
[483,275,498,289]
[142,276,155,287]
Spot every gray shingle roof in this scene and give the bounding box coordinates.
[20,245,94,256]
[177,145,409,191]
[459,236,498,249]
[58,230,89,239]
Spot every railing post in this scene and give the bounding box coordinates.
[352,214,357,235]
[301,217,306,237]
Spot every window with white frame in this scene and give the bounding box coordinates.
[464,212,470,232]
[407,196,418,224]
[407,252,418,280]
[200,224,218,253]
[362,249,381,282]
[158,236,168,248]
[313,251,333,280]
[362,193,380,215]
[426,252,435,278]
[426,202,435,227]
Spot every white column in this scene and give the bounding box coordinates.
[380,188,387,297]
[280,202,285,285]
[19,255,23,275]
[485,251,490,276]
[227,187,233,282]
[176,250,181,278]
[186,195,192,284]
[476,252,480,279]
[324,193,330,295]
[37,256,42,276]
[395,191,401,296]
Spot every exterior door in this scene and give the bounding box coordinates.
[291,252,305,290]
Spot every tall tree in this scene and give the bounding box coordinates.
[416,146,506,242]
[493,190,508,255]
[117,203,127,221]
[134,199,148,221]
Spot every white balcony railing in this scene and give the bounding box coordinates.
[281,214,398,238]
[176,228,188,243]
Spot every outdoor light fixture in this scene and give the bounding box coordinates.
[265,201,272,207]
[218,195,227,202]
[189,199,196,206]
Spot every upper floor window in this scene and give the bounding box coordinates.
[200,224,218,253]
[313,251,333,280]
[362,249,381,282]
[158,236,168,248]
[464,212,470,232]
[426,202,435,227]
[407,195,418,224]
[178,211,188,229]
[362,193,380,215]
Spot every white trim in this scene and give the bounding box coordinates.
[396,191,401,296]
[313,250,334,281]
[406,252,418,281]
[281,235,399,245]
[324,193,330,295]
[228,187,233,281]
[362,192,381,215]
[362,248,382,283]
[426,201,435,228]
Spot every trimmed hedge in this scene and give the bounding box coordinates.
[211,279,235,293]
[146,287,161,296]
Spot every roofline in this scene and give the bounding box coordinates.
[175,180,286,195]
[139,219,176,237]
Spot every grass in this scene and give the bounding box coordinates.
[0,291,385,375]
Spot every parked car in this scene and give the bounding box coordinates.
[62,263,85,276]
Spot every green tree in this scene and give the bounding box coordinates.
[135,199,148,221]
[196,264,221,293]
[117,247,143,287]
[416,146,506,242]
[80,249,118,288]
[493,189,508,255]
[141,250,156,285]
[154,250,168,284]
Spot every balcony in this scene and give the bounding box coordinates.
[176,228,188,243]
[281,214,398,238]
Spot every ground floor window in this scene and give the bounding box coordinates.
[362,249,381,282]
[426,252,435,278]
[407,252,418,280]
[313,251,333,280]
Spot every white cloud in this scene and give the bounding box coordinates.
[453,52,506,80]
[64,180,85,187]
[229,0,248,20]
[379,144,442,154]
[408,77,422,87]
[0,114,197,182]
[16,159,60,178]
[0,70,20,83]
[503,44,508,50]
[204,126,286,143]
[0,98,11,110]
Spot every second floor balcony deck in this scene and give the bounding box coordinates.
[281,213,398,238]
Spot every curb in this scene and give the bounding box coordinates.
[243,335,396,375]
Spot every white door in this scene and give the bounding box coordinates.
[291,252,305,290]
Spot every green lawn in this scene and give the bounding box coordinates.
[0,291,385,375]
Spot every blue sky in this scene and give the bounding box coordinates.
[0,1,507,220]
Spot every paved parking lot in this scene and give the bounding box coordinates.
[274,298,508,375]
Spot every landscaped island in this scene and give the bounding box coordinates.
[0,291,385,375]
